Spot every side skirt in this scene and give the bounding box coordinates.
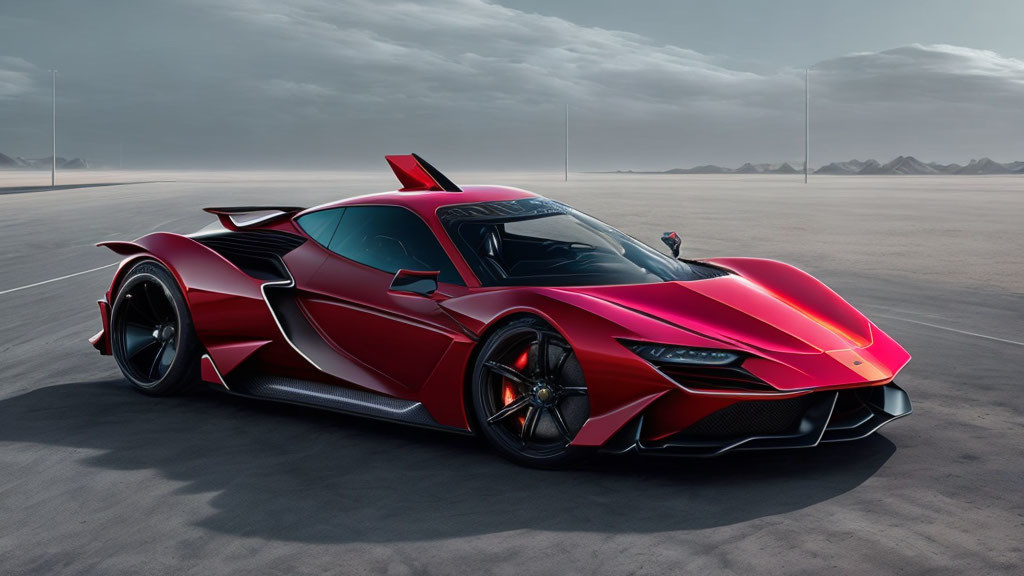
[218,374,472,435]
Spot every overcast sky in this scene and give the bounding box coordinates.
[2,0,1024,170]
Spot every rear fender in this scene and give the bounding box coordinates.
[97,233,285,375]
[93,243,167,355]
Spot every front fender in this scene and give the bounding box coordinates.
[440,288,692,446]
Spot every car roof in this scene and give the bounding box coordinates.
[299,185,540,221]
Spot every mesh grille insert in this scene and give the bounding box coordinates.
[683,395,816,439]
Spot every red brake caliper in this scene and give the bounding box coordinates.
[502,348,531,427]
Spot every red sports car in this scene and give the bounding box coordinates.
[91,154,911,467]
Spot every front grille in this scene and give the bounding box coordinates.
[682,394,816,439]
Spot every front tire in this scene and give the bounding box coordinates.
[471,317,589,468]
[110,260,200,395]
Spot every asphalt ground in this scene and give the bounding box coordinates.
[0,171,1021,575]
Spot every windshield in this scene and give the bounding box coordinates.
[438,198,726,287]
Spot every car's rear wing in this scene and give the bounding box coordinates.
[203,206,305,230]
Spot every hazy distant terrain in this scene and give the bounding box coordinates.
[0,152,88,169]
[642,155,1024,175]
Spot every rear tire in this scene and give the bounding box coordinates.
[471,317,590,468]
[110,260,200,396]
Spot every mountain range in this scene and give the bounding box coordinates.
[663,156,1024,175]
[0,153,89,170]
[665,162,800,175]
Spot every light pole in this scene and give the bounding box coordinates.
[564,103,569,182]
[804,68,809,184]
[50,69,57,187]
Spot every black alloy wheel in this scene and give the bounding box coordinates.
[110,260,199,395]
[472,317,589,467]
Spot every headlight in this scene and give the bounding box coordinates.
[626,342,740,366]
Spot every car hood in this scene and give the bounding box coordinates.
[560,275,873,355]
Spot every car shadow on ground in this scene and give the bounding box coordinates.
[0,380,896,543]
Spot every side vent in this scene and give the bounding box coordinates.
[193,230,306,281]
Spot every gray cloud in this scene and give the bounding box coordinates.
[261,79,334,100]
[0,57,36,99]
[1,1,1023,169]
[210,0,777,119]
[814,44,1024,104]
[806,44,1024,163]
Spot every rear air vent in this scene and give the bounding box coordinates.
[194,230,306,281]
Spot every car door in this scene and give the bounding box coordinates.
[295,205,469,395]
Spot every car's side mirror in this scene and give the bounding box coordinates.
[661,231,681,258]
[389,269,439,297]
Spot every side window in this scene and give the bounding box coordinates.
[328,206,463,285]
[296,208,344,247]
